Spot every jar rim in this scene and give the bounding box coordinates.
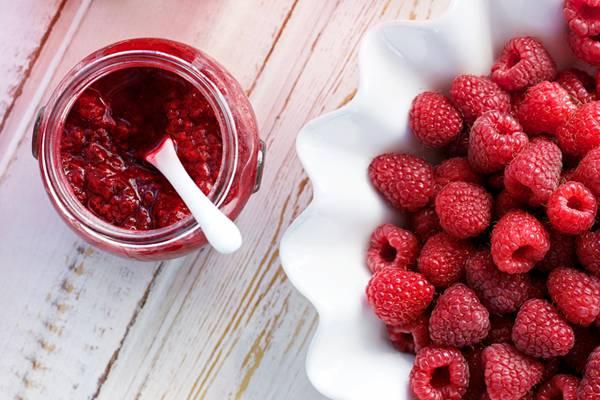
[38,46,239,248]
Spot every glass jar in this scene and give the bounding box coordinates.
[33,38,264,260]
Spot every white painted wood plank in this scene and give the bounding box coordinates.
[96,1,449,399]
[0,0,62,129]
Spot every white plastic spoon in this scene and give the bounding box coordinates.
[145,136,242,254]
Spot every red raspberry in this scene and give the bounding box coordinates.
[409,92,464,148]
[366,268,435,326]
[409,206,441,242]
[468,111,529,174]
[491,36,556,92]
[429,284,490,348]
[366,224,420,274]
[577,230,600,277]
[417,233,472,288]
[568,30,600,66]
[547,181,597,235]
[435,182,492,239]
[491,211,550,274]
[410,346,469,400]
[556,68,596,105]
[557,101,600,158]
[573,146,600,197]
[433,157,481,194]
[386,314,430,354]
[494,190,523,219]
[482,343,544,400]
[564,0,600,36]
[512,299,575,359]
[579,346,600,400]
[445,130,470,158]
[465,250,536,314]
[369,153,434,211]
[535,374,579,400]
[504,138,563,206]
[565,327,600,373]
[548,267,600,326]
[537,229,576,272]
[515,81,577,136]
[449,75,511,123]
[463,347,485,400]
[485,315,514,345]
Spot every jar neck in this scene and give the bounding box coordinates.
[39,50,238,246]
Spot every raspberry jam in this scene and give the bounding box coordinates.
[61,68,223,230]
[34,39,263,260]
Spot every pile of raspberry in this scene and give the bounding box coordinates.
[365,5,600,400]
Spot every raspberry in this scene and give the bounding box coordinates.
[409,92,464,148]
[573,146,600,197]
[433,157,481,194]
[482,343,544,400]
[537,229,576,272]
[494,190,523,219]
[491,36,556,92]
[577,230,600,277]
[565,327,600,373]
[449,75,511,123]
[463,347,485,400]
[429,284,490,348]
[512,299,575,359]
[579,346,600,400]
[409,206,442,242]
[435,182,492,239]
[515,81,577,136]
[369,153,434,211]
[366,268,435,326]
[547,182,598,235]
[417,233,472,287]
[535,374,579,400]
[485,315,514,345]
[410,346,469,400]
[468,111,529,174]
[564,0,600,36]
[465,250,536,314]
[504,138,563,206]
[387,314,431,354]
[366,224,420,274]
[548,267,600,326]
[491,211,550,274]
[568,30,600,66]
[558,101,600,158]
[556,68,596,104]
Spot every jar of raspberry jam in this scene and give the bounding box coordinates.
[33,38,264,260]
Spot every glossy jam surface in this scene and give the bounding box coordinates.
[60,68,223,230]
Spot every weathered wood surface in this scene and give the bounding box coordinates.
[0,0,447,399]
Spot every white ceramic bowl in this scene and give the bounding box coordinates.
[280,0,574,399]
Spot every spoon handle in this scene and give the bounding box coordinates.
[146,138,242,254]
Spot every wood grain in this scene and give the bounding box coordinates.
[0,0,448,399]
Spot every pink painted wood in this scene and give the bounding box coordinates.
[0,0,448,398]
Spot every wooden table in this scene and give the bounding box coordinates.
[0,1,447,398]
